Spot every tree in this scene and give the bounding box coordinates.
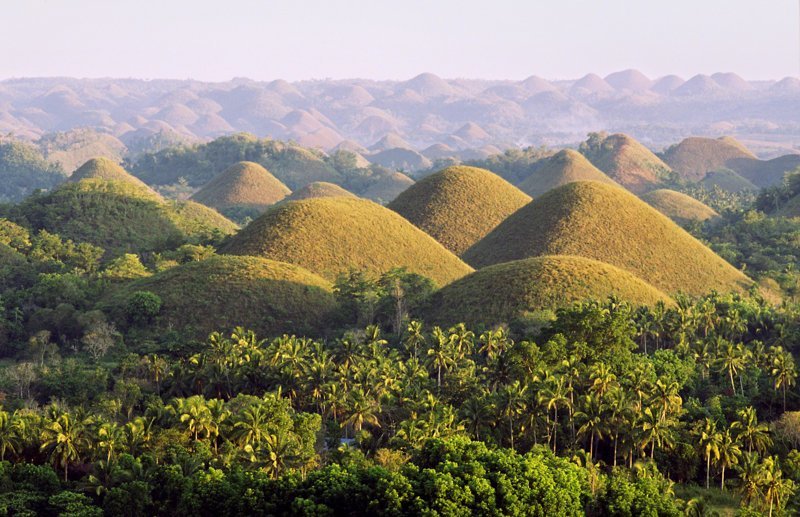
[575,393,607,461]
[697,418,722,490]
[494,381,527,450]
[40,411,88,481]
[731,407,771,455]
[0,408,20,461]
[82,321,119,362]
[343,388,380,436]
[769,346,797,412]
[716,430,741,490]
[125,290,162,325]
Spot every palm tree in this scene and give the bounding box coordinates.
[233,403,272,448]
[716,430,741,490]
[736,451,762,507]
[427,327,455,390]
[343,388,381,436]
[479,328,510,360]
[649,379,682,422]
[460,396,493,441]
[717,342,745,395]
[731,406,771,454]
[448,323,474,360]
[759,456,792,517]
[589,362,617,400]
[40,412,88,481]
[769,346,797,411]
[0,409,20,461]
[206,398,230,454]
[540,375,570,453]
[495,381,527,450]
[697,418,722,490]
[96,421,123,466]
[575,393,606,461]
[639,407,676,459]
[404,320,426,360]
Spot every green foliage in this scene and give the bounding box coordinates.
[125,291,162,325]
[0,140,66,203]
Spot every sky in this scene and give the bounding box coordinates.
[2,0,799,81]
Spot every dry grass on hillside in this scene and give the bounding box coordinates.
[518,149,616,197]
[641,189,719,225]
[660,137,756,181]
[191,161,290,212]
[579,133,672,193]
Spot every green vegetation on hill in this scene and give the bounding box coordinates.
[0,140,66,203]
[104,255,336,339]
[38,129,127,172]
[284,181,355,201]
[428,255,672,327]
[68,157,157,195]
[641,189,720,226]
[190,161,290,215]
[220,196,473,286]
[460,145,552,184]
[388,165,530,255]
[463,181,752,295]
[660,136,756,181]
[517,149,615,197]
[10,179,236,257]
[579,132,673,193]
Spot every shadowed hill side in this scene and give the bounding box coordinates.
[462,181,751,295]
[579,132,672,193]
[103,255,337,339]
[700,169,758,192]
[388,165,531,255]
[640,189,719,225]
[518,149,616,197]
[728,154,800,188]
[659,137,756,181]
[190,161,291,213]
[220,196,473,286]
[428,255,672,327]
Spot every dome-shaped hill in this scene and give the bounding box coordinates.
[604,69,652,92]
[571,73,614,95]
[361,172,416,203]
[69,157,158,196]
[579,133,672,193]
[387,166,531,256]
[652,75,685,95]
[700,169,758,192]
[220,197,473,286]
[660,137,756,181]
[15,179,237,256]
[103,255,336,339]
[284,181,355,201]
[191,161,290,213]
[428,255,672,327]
[462,181,751,295]
[518,149,616,197]
[640,189,719,225]
[674,74,722,96]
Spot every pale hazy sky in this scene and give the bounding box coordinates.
[3,0,799,81]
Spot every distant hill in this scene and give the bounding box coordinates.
[579,132,672,193]
[284,181,355,201]
[38,128,127,172]
[368,148,432,171]
[104,255,336,339]
[13,177,236,256]
[660,136,757,181]
[190,161,290,214]
[700,169,758,192]
[462,181,751,295]
[640,189,719,225]
[388,166,531,255]
[518,149,616,196]
[0,140,66,203]
[220,196,473,286]
[604,69,653,92]
[428,255,672,327]
[727,154,800,188]
[361,172,415,203]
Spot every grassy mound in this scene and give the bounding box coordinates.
[700,169,758,192]
[728,154,800,188]
[69,157,157,196]
[640,189,719,225]
[428,255,672,327]
[361,172,415,203]
[388,165,531,255]
[190,161,291,213]
[220,196,473,286]
[14,179,237,256]
[579,133,672,193]
[104,255,336,339]
[518,149,616,196]
[659,137,756,181]
[463,181,751,295]
[285,181,355,201]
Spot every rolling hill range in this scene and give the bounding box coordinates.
[428,255,672,327]
[103,255,337,339]
[190,161,291,213]
[578,133,673,193]
[219,197,473,286]
[387,166,531,255]
[462,181,752,295]
[517,149,616,197]
[659,136,757,181]
[640,189,719,225]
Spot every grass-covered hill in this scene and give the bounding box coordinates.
[284,181,356,201]
[38,128,128,172]
[579,132,672,193]
[659,136,756,181]
[517,149,616,197]
[728,154,800,188]
[640,189,719,226]
[68,157,158,195]
[428,255,672,327]
[190,161,291,213]
[388,165,531,255]
[700,169,758,192]
[0,140,66,203]
[361,172,415,203]
[462,181,752,295]
[10,178,237,256]
[104,255,336,339]
[220,197,473,286]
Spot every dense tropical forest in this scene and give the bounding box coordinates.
[1,130,800,515]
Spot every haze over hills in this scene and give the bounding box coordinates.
[1,71,799,163]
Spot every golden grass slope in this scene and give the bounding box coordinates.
[659,137,756,181]
[220,196,473,286]
[579,133,672,193]
[462,181,751,295]
[428,255,672,327]
[518,149,616,197]
[69,157,158,196]
[640,189,719,225]
[191,161,290,212]
[104,255,336,339]
[388,165,531,255]
[284,181,356,201]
